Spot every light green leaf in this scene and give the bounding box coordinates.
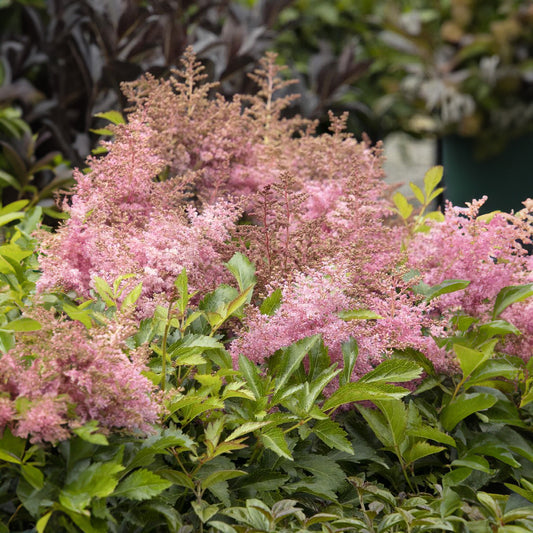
[393,192,413,220]
[260,426,292,460]
[92,276,115,307]
[403,441,445,464]
[477,492,501,519]
[358,359,422,384]
[424,166,444,198]
[3,317,41,332]
[338,309,383,320]
[94,110,125,124]
[72,421,109,445]
[425,279,470,301]
[225,421,272,442]
[454,344,490,380]
[36,511,53,533]
[59,462,124,512]
[226,253,256,293]
[169,335,224,360]
[113,469,172,500]
[226,284,254,318]
[121,282,143,309]
[451,455,491,473]
[312,419,353,455]
[407,426,456,447]
[340,337,358,387]
[324,382,411,411]
[440,393,498,431]
[493,283,533,319]
[260,288,282,315]
[273,335,320,393]
[0,448,22,464]
[0,211,25,227]
[21,463,44,489]
[410,182,425,204]
[0,200,29,214]
[238,355,263,400]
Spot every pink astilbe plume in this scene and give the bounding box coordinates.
[408,197,533,359]
[0,309,158,443]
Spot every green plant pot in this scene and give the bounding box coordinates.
[442,134,533,214]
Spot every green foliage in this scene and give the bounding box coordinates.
[2,208,533,530]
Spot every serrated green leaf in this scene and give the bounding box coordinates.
[440,393,498,431]
[113,469,172,500]
[92,276,115,307]
[72,421,109,445]
[62,303,93,329]
[454,344,490,380]
[169,334,224,360]
[358,358,422,384]
[374,399,408,450]
[121,282,143,310]
[238,355,263,400]
[60,462,124,512]
[407,426,456,447]
[340,337,358,386]
[261,426,292,460]
[159,468,195,490]
[226,253,256,293]
[260,288,282,315]
[200,469,246,490]
[493,283,533,319]
[225,421,272,442]
[324,382,411,411]
[226,284,254,318]
[313,419,353,454]
[403,441,445,464]
[451,455,491,473]
[21,463,44,489]
[273,335,320,393]
[466,359,520,390]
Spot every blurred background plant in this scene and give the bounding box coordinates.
[376,0,533,156]
[2,0,532,215]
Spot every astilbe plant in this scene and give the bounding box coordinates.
[35,47,533,389]
[0,307,158,444]
[408,196,533,359]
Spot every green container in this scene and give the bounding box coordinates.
[442,134,533,214]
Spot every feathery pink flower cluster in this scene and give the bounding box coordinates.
[0,310,158,443]
[408,197,533,358]
[31,47,533,418]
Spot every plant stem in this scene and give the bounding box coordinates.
[160,299,173,391]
